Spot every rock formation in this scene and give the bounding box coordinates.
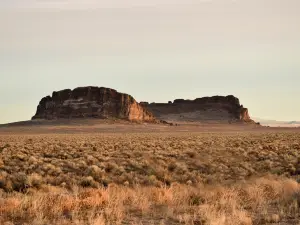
[141,95,255,123]
[32,86,155,122]
[239,108,251,121]
[32,87,255,124]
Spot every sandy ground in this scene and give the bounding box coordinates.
[0,119,299,134]
[1,119,300,224]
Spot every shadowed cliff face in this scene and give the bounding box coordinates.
[141,95,254,123]
[32,86,155,122]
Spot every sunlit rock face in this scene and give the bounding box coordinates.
[32,86,155,122]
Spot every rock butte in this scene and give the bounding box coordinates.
[32,86,255,124]
[32,86,155,122]
[140,95,255,123]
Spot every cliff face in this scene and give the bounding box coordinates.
[32,86,155,122]
[32,88,254,124]
[239,108,251,122]
[141,95,254,123]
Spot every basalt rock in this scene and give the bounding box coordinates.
[32,86,155,122]
[142,95,255,123]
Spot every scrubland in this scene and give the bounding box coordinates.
[1,131,300,224]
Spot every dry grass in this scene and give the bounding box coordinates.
[1,131,300,224]
[0,176,299,224]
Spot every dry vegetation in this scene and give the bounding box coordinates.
[1,131,300,224]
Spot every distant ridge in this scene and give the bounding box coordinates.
[253,118,300,127]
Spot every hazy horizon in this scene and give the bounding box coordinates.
[1,0,300,124]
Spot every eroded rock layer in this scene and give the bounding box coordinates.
[32,86,155,122]
[141,95,254,123]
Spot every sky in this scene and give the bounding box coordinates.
[0,0,300,123]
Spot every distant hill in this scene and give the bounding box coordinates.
[253,118,300,127]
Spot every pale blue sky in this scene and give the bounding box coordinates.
[1,0,300,123]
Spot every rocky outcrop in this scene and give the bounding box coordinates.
[32,88,255,124]
[142,95,255,123]
[239,108,251,121]
[32,86,155,122]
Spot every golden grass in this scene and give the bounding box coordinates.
[0,176,299,224]
[1,132,300,224]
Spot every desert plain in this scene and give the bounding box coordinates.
[0,121,300,225]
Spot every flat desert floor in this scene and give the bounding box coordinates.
[1,121,300,225]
